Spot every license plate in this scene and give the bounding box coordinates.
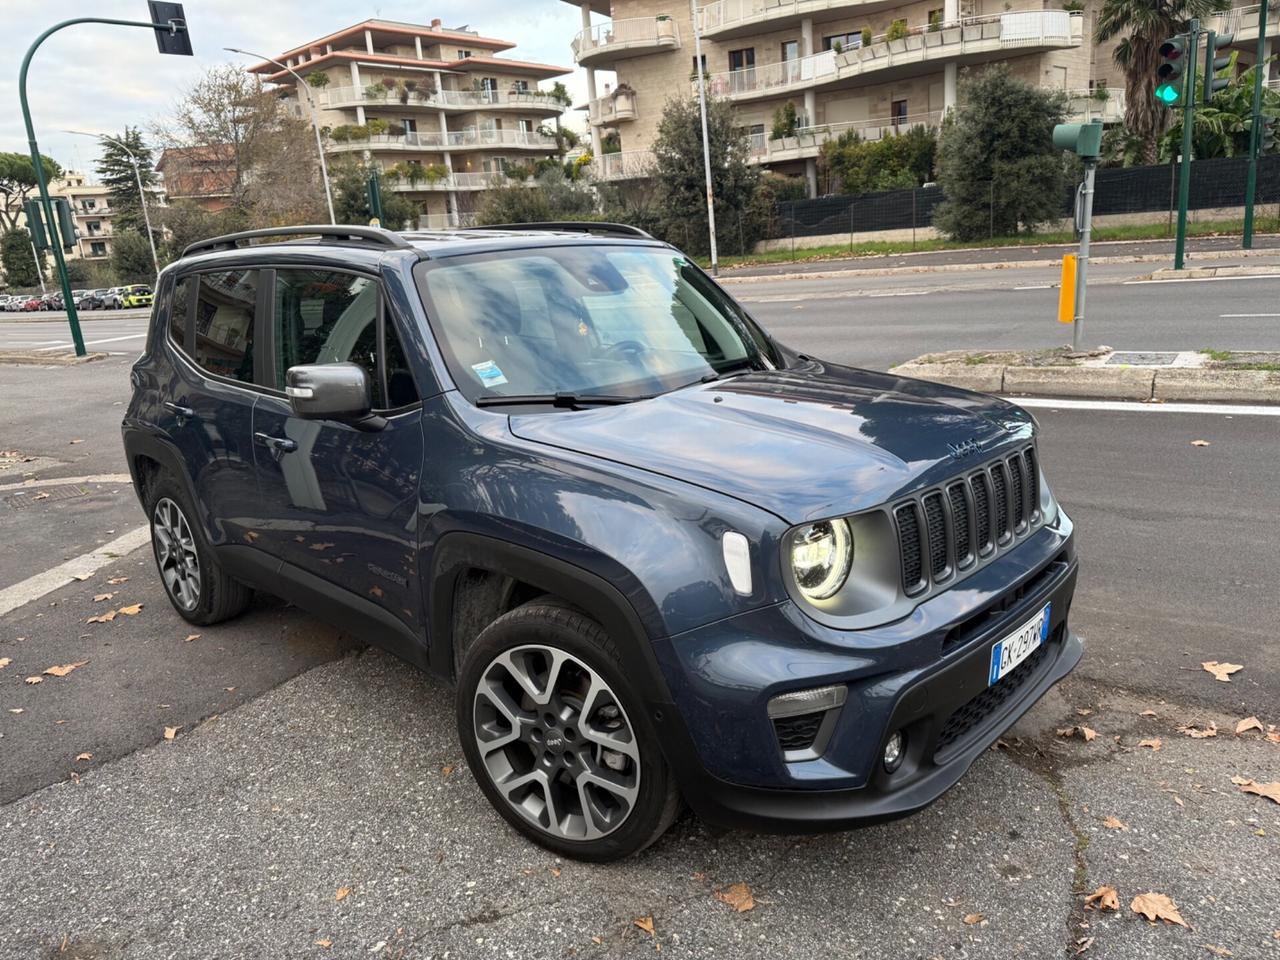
[988,603,1051,686]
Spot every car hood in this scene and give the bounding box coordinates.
[507,361,1036,525]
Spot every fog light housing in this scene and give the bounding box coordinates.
[883,730,906,773]
[768,684,847,762]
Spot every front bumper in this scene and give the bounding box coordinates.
[651,516,1080,832]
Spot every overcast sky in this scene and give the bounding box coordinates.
[1,0,605,180]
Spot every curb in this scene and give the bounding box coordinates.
[0,351,108,366]
[1138,264,1280,281]
[890,361,1280,404]
[719,247,1280,285]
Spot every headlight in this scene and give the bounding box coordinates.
[790,519,853,600]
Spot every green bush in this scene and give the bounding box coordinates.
[818,124,938,195]
[365,118,389,136]
[771,101,799,140]
[364,82,388,99]
[307,72,330,88]
[885,19,909,41]
[861,27,873,46]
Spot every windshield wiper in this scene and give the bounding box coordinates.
[475,391,649,409]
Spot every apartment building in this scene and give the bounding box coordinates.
[567,0,1279,196]
[249,19,572,227]
[3,172,116,263]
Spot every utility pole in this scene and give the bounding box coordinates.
[1174,21,1200,270]
[690,0,719,275]
[1242,0,1269,249]
[225,47,336,225]
[65,130,161,280]
[18,5,192,356]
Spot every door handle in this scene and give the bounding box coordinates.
[254,432,298,460]
[164,401,194,423]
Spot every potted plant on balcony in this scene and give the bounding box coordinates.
[655,14,676,40]
[886,19,910,53]
[612,82,637,119]
[365,117,390,137]
[307,72,330,89]
[364,81,388,100]
[770,101,799,142]
[423,163,449,185]
[396,79,410,104]
[861,27,873,47]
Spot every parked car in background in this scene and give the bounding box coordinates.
[0,295,23,312]
[40,293,64,311]
[70,289,88,307]
[119,285,154,309]
[102,287,128,309]
[80,289,110,310]
[20,296,44,312]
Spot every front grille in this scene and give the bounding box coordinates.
[773,712,825,751]
[934,624,1061,759]
[891,445,1041,596]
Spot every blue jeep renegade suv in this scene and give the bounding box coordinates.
[122,223,1081,861]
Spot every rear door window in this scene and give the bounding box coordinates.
[191,269,259,384]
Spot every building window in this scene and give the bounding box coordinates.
[728,48,755,72]
[87,220,102,235]
[513,79,529,93]
[928,7,945,27]
[457,49,471,59]
[691,53,707,77]
[90,242,107,257]
[891,99,909,125]
[83,198,97,211]
[480,77,498,101]
[781,40,798,61]
[518,118,533,134]
[401,117,417,135]
[823,33,863,51]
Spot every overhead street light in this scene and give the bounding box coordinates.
[64,130,161,280]
[225,46,336,225]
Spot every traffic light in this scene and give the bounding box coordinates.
[53,197,78,252]
[1156,34,1191,107]
[1053,121,1104,158]
[1202,30,1234,103]
[22,199,49,251]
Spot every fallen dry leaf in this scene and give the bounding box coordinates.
[86,610,116,624]
[1102,816,1127,831]
[334,886,350,902]
[163,726,180,741]
[184,634,200,643]
[309,542,335,552]
[69,438,84,444]
[1130,891,1189,927]
[714,882,756,913]
[549,866,561,878]
[1267,730,1280,744]
[962,913,984,925]
[106,576,129,585]
[1201,661,1243,682]
[117,603,143,616]
[1179,723,1218,739]
[441,765,454,777]
[1076,708,1093,717]
[0,657,10,669]
[1075,936,1095,954]
[45,661,88,678]
[1139,738,1163,751]
[1234,779,1280,805]
[1084,886,1119,912]
[244,531,259,542]
[1201,946,1232,957]
[633,916,655,937]
[93,593,114,602]
[1235,716,1264,735]
[24,676,43,685]
[1140,709,1158,717]
[8,708,23,714]
[1058,725,1097,742]
[1190,439,1211,447]
[75,752,92,761]
[314,940,332,949]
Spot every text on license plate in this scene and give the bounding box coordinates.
[988,602,1051,686]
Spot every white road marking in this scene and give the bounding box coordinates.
[1014,284,1054,290]
[1219,313,1280,317]
[0,525,150,618]
[1125,274,1280,285]
[35,333,146,352]
[0,473,133,493]
[1009,397,1280,417]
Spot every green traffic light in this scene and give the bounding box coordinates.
[1155,83,1180,105]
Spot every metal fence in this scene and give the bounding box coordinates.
[773,153,1280,243]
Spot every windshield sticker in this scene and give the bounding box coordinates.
[471,360,508,387]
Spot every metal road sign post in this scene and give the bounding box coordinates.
[1174,21,1200,270]
[17,5,191,356]
[1243,0,1270,249]
[1072,160,1098,351]
[1052,121,1103,351]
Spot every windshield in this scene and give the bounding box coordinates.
[414,244,777,403]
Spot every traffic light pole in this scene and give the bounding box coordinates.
[18,14,190,356]
[1173,20,1200,271]
[1242,0,1268,249]
[1072,160,1098,351]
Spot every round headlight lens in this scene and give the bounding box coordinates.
[790,519,853,601]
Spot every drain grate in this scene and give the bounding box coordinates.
[3,485,88,509]
[1104,351,1179,366]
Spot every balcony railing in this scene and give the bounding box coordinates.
[704,49,837,99]
[318,85,566,112]
[586,150,657,181]
[699,0,868,35]
[327,128,560,153]
[749,111,944,160]
[572,17,681,64]
[588,90,639,125]
[1208,3,1280,39]
[1064,88,1125,124]
[382,170,534,192]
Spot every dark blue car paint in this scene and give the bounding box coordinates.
[123,233,1081,832]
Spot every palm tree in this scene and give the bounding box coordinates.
[1095,0,1231,163]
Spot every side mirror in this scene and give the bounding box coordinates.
[285,363,380,427]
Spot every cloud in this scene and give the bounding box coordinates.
[1,0,602,176]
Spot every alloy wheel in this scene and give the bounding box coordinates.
[152,497,201,611]
[472,644,641,841]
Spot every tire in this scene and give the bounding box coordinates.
[457,599,682,862]
[145,471,253,626]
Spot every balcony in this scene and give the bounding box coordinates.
[1065,88,1125,125]
[588,88,639,125]
[698,0,877,40]
[383,171,535,193]
[703,49,838,102]
[586,150,657,182]
[326,127,561,155]
[317,85,566,114]
[572,17,680,67]
[1210,2,1280,43]
[835,12,1083,83]
[749,111,944,163]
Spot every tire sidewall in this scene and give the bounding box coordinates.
[456,604,676,862]
[145,474,217,624]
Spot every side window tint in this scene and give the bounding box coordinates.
[193,270,258,384]
[384,320,419,408]
[168,276,189,349]
[273,269,390,406]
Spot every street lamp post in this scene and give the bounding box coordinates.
[225,47,336,224]
[689,0,719,275]
[64,130,160,280]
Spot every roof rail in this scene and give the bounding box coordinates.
[181,225,414,259]
[463,221,654,240]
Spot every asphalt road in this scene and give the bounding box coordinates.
[1,279,1278,959]
[0,309,150,355]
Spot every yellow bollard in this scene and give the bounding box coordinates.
[1057,254,1077,324]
